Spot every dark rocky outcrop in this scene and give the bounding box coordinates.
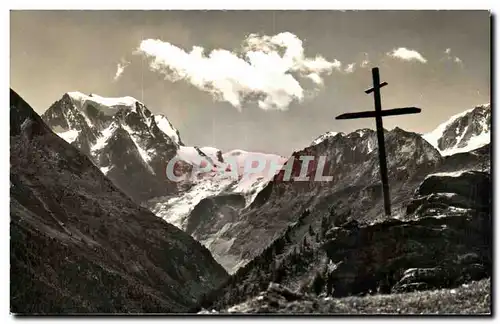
[186,194,246,237]
[405,171,490,218]
[438,144,490,173]
[323,211,491,297]
[321,170,491,298]
[416,171,490,201]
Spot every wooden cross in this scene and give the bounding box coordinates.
[335,67,421,217]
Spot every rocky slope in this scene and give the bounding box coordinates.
[199,170,491,312]
[23,89,492,314]
[204,279,490,314]
[10,89,228,314]
[198,127,445,273]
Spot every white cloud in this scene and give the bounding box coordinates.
[344,63,356,73]
[360,52,371,68]
[113,60,130,81]
[134,32,343,111]
[443,48,463,65]
[387,47,428,63]
[306,73,323,85]
[360,59,370,68]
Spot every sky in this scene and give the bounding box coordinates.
[10,10,490,156]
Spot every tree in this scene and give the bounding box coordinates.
[311,273,325,295]
[283,228,291,243]
[320,216,329,238]
[308,224,315,236]
[298,208,311,225]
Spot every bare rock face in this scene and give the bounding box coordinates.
[416,171,490,201]
[10,89,228,314]
[406,170,490,218]
[322,212,490,297]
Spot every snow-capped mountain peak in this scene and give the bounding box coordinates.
[311,131,342,145]
[42,92,187,201]
[423,103,491,156]
[67,91,140,114]
[45,92,184,148]
[154,115,182,145]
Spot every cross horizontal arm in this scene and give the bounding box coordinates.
[365,81,388,94]
[335,107,421,120]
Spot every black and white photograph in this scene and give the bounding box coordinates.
[9,8,492,316]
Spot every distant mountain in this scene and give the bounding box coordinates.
[42,92,186,202]
[423,103,490,156]
[310,131,340,146]
[10,89,228,314]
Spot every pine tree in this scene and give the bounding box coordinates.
[312,273,325,295]
[284,229,291,243]
[320,216,329,238]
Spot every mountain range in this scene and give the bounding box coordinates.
[41,93,491,274]
[11,89,491,314]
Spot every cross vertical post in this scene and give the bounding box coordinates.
[335,67,422,218]
[371,67,392,217]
